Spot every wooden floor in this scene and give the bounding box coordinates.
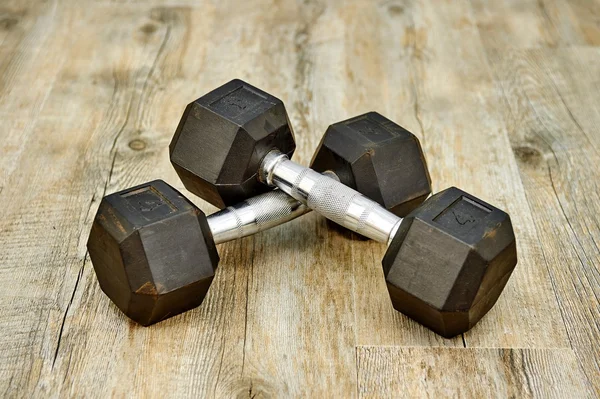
[1,0,599,397]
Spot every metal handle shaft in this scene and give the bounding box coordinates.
[260,150,402,244]
[207,165,341,245]
[207,189,309,245]
[207,150,403,246]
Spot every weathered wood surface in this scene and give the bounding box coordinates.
[0,0,599,397]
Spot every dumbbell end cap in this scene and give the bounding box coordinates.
[382,186,517,337]
[87,180,219,325]
[169,79,296,208]
[311,112,431,216]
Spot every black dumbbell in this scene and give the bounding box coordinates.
[170,79,432,218]
[87,181,309,326]
[169,80,518,337]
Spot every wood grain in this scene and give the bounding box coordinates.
[356,346,593,398]
[0,0,599,397]
[485,46,600,396]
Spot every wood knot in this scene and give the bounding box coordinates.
[231,379,277,398]
[0,17,19,30]
[140,23,158,35]
[513,146,542,167]
[387,4,404,15]
[128,139,147,151]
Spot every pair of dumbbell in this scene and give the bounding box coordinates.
[87,80,517,337]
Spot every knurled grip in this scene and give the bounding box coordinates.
[207,189,309,245]
[304,171,397,242]
[245,190,307,229]
[305,174,364,229]
[261,151,401,243]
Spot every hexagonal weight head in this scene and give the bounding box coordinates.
[87,180,219,326]
[310,112,431,217]
[170,79,296,208]
[382,187,517,337]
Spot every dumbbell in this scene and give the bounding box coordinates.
[87,181,310,326]
[170,79,432,219]
[169,80,518,337]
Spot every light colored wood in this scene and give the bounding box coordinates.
[356,346,594,398]
[0,0,599,397]
[469,0,600,48]
[343,0,569,350]
[485,46,600,397]
[398,0,570,349]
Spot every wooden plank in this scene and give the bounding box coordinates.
[40,4,228,398]
[0,0,77,118]
[329,1,464,347]
[0,0,79,187]
[563,0,600,45]
[344,0,568,348]
[356,346,593,398]
[416,0,570,348]
[198,1,359,396]
[0,3,213,396]
[485,45,600,396]
[90,0,211,5]
[1,0,599,397]
[36,1,359,397]
[469,0,598,48]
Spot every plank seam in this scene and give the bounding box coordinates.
[240,237,256,377]
[52,255,85,369]
[547,164,600,332]
[407,48,427,153]
[547,73,600,158]
[135,25,171,127]
[354,347,360,398]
